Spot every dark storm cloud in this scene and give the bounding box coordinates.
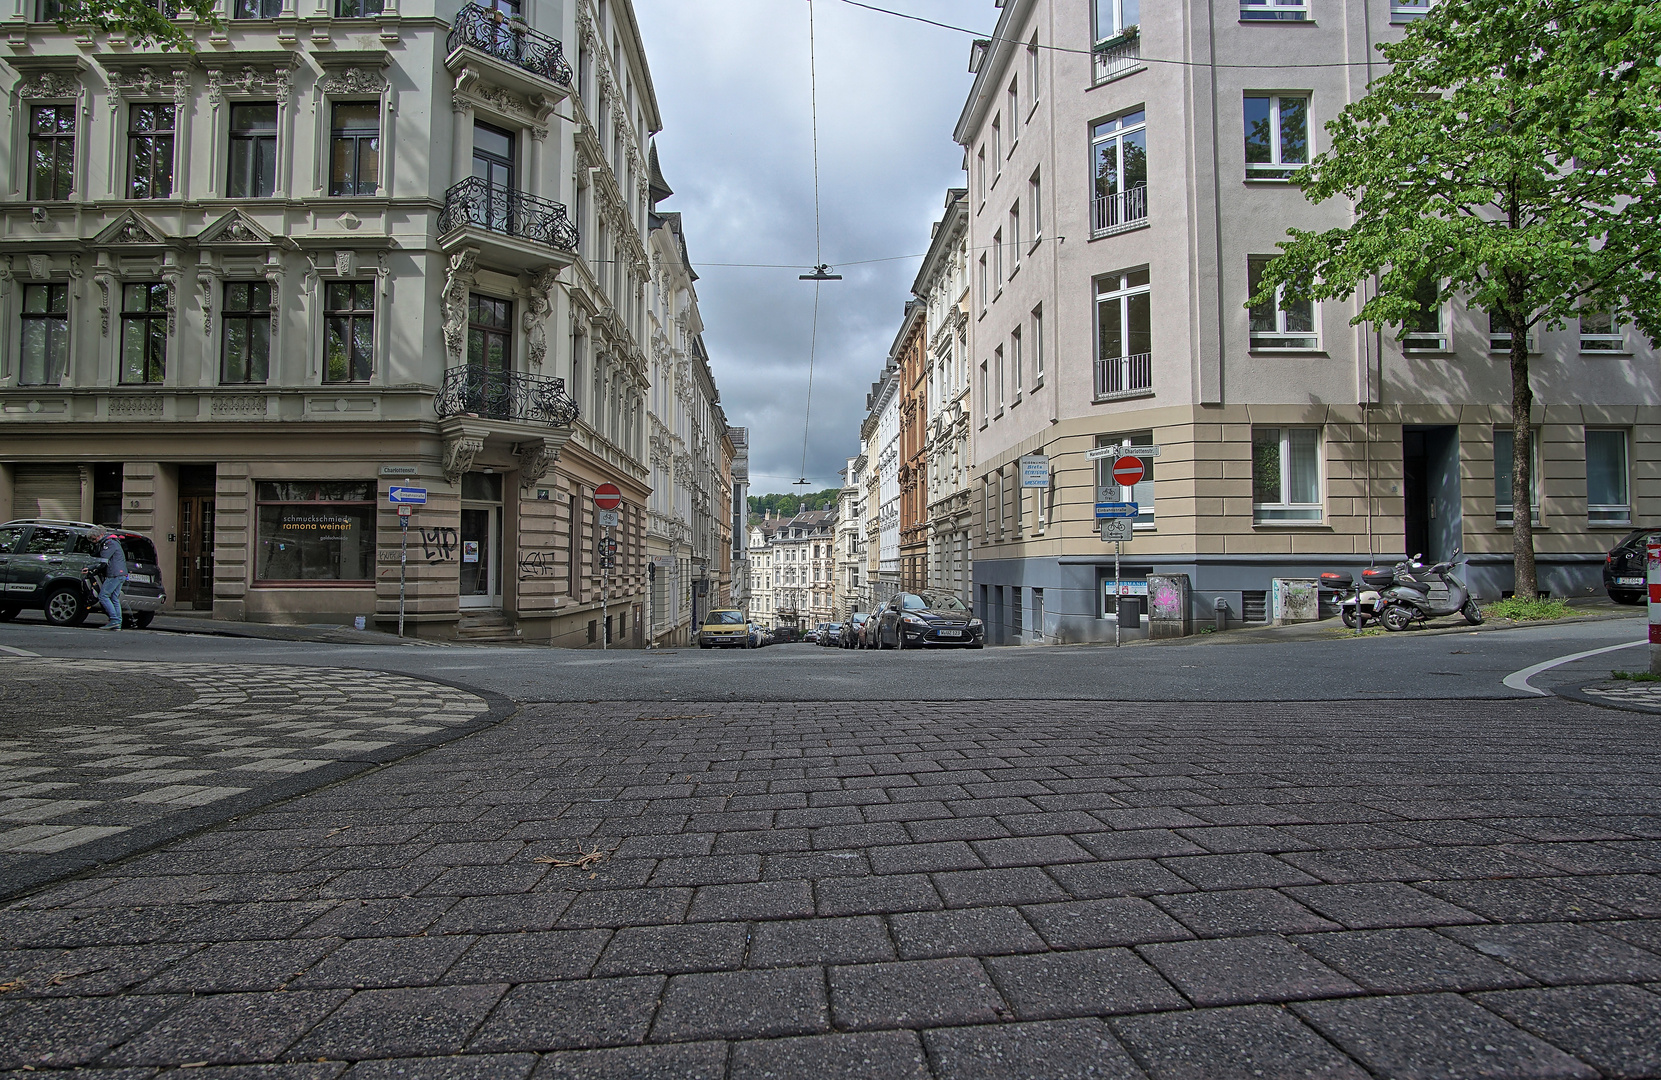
[633,0,979,493]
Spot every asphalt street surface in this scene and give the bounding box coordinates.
[1,616,1658,1078]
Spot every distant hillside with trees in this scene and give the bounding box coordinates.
[748,489,841,524]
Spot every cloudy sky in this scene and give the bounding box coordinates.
[633,0,986,495]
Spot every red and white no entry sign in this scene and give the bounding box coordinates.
[1111,457,1145,487]
[593,483,622,510]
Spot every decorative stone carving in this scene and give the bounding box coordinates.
[159,269,182,337]
[0,257,11,298]
[334,250,355,278]
[440,249,477,365]
[320,67,388,95]
[109,396,163,416]
[211,394,268,416]
[18,70,80,100]
[94,273,112,335]
[105,66,189,99]
[264,264,284,341]
[27,255,50,281]
[523,266,560,371]
[442,433,484,484]
[110,219,161,245]
[197,272,216,335]
[516,440,555,488]
[203,63,294,106]
[201,214,264,244]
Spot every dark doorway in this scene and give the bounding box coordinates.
[176,465,216,609]
[1403,427,1461,563]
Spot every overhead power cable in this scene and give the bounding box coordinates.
[795,0,825,487]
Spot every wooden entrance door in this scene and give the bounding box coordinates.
[176,496,215,608]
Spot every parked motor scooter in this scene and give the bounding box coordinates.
[1376,550,1484,631]
[1318,570,1386,629]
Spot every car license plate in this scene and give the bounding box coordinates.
[129,574,152,584]
[937,629,963,638]
[1617,577,1644,586]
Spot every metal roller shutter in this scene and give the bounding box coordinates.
[12,465,82,521]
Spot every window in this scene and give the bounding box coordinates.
[1095,432,1155,525]
[1241,0,1309,21]
[468,295,512,373]
[1007,80,1019,135]
[234,0,281,16]
[991,116,1002,177]
[1032,306,1044,381]
[1094,0,1139,42]
[1028,170,1042,244]
[1587,430,1630,526]
[120,282,167,384]
[1094,269,1152,398]
[1401,275,1447,351]
[978,254,988,312]
[221,282,271,384]
[324,281,375,383]
[1494,428,1539,524]
[1248,255,1317,349]
[994,346,1005,414]
[1487,310,1533,354]
[993,230,1004,292]
[1579,311,1625,353]
[20,283,69,386]
[330,102,380,196]
[1244,94,1308,179]
[1027,36,1039,103]
[1091,110,1147,235]
[227,103,278,198]
[1252,427,1322,522]
[127,103,175,199]
[979,361,989,426]
[1392,0,1433,21]
[255,482,376,583]
[334,0,384,15]
[29,104,74,201]
[1009,205,1022,272]
[1011,328,1023,396]
[976,146,986,205]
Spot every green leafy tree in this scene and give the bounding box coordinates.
[1252,0,1661,598]
[42,0,221,52]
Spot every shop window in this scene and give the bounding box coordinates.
[255,481,376,582]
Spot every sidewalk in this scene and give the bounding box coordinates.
[143,610,437,648]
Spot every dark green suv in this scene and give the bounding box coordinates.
[0,520,166,627]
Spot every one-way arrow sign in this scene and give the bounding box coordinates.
[388,486,428,505]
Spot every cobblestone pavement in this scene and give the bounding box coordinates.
[1577,681,1661,713]
[1,697,1659,1078]
[0,659,496,898]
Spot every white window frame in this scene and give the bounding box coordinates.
[994,344,1005,415]
[1247,255,1318,350]
[1008,204,1021,273]
[1487,311,1535,354]
[993,230,1004,294]
[1579,311,1628,354]
[979,360,989,427]
[1401,277,1449,353]
[1587,428,1631,526]
[1493,426,1541,526]
[1252,426,1323,524]
[1028,169,1043,248]
[991,116,1002,182]
[1007,79,1019,139]
[1094,0,1138,44]
[1243,93,1310,181]
[1240,0,1310,21]
[976,146,986,206]
[1031,305,1044,384]
[978,254,988,314]
[1011,326,1023,400]
[1026,36,1040,116]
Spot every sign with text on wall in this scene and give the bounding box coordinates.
[1019,454,1051,489]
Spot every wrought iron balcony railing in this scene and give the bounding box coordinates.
[1092,185,1148,237]
[1094,352,1153,399]
[438,177,580,253]
[435,365,580,427]
[447,3,573,87]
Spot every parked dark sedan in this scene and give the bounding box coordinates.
[843,612,871,649]
[819,622,843,647]
[1604,529,1660,604]
[874,591,983,649]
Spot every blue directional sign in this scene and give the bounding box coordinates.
[1095,501,1139,519]
[388,486,428,505]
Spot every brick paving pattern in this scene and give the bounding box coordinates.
[0,659,491,894]
[0,697,1658,1077]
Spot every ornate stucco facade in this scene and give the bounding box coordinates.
[0,0,688,646]
[915,190,974,608]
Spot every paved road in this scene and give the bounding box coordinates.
[0,613,1647,702]
[2,696,1659,1077]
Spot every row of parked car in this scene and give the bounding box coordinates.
[808,591,986,650]
[0,518,166,628]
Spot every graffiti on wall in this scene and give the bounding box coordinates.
[421,528,459,564]
[519,551,561,580]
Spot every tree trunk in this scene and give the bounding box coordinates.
[1510,331,1538,599]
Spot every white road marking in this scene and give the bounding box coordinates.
[1503,640,1646,696]
[0,645,40,657]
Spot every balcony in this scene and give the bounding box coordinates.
[447,4,573,89]
[435,365,579,428]
[1094,352,1153,401]
[437,178,579,271]
[1092,185,1148,238]
[1093,32,1141,85]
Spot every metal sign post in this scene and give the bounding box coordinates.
[398,504,411,638]
[601,526,609,651]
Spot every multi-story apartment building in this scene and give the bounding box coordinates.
[0,0,679,646]
[834,455,865,621]
[745,508,834,629]
[956,0,1658,643]
[872,362,901,592]
[895,301,929,590]
[914,189,974,606]
[747,514,775,627]
[726,424,748,613]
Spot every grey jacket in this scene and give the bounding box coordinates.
[98,536,128,578]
